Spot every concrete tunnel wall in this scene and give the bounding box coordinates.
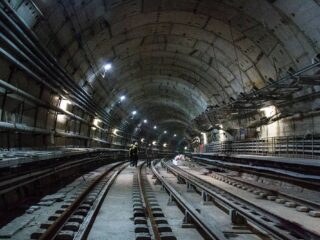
[0,0,320,150]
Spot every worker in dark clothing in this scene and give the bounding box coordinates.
[130,142,139,167]
[146,146,153,167]
[129,144,134,166]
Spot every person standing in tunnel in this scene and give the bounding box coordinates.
[131,142,139,167]
[129,144,134,166]
[145,145,153,167]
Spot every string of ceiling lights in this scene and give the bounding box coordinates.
[101,63,179,148]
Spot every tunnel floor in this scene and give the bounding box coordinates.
[0,157,319,240]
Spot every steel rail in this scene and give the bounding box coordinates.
[74,163,128,240]
[151,160,227,240]
[38,161,126,240]
[0,151,127,194]
[203,165,320,211]
[138,161,162,240]
[163,160,320,240]
[192,155,320,190]
[0,155,102,193]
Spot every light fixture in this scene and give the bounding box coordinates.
[119,95,126,101]
[93,118,101,127]
[141,138,145,143]
[113,128,119,135]
[154,125,157,129]
[57,114,66,123]
[201,132,208,145]
[143,119,148,123]
[104,63,112,71]
[132,110,137,115]
[260,105,276,118]
[102,63,112,78]
[59,99,71,111]
[57,99,71,122]
[173,134,177,137]
[164,130,167,134]
[152,141,157,146]
[216,124,223,129]
[184,146,188,150]
[163,143,167,148]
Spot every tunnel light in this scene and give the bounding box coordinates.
[173,134,177,137]
[57,114,66,123]
[141,138,145,143]
[152,141,157,146]
[154,125,157,129]
[57,98,71,123]
[119,95,126,101]
[59,99,71,111]
[113,128,119,135]
[132,110,137,115]
[143,119,148,123]
[104,63,112,71]
[164,130,167,134]
[93,118,101,127]
[260,105,276,118]
[163,143,167,148]
[201,132,208,145]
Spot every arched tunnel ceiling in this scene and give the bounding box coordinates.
[33,0,320,143]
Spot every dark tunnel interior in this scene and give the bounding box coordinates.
[0,1,320,239]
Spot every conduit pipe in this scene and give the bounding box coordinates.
[0,5,103,116]
[0,78,102,127]
[0,3,115,127]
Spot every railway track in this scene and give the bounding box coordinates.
[192,156,320,190]
[2,158,318,240]
[0,153,125,224]
[35,161,128,240]
[150,161,227,240]
[134,161,230,240]
[161,159,320,240]
[133,161,177,239]
[201,163,320,214]
[0,155,104,194]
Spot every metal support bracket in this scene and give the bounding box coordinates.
[177,175,186,184]
[201,190,213,205]
[167,193,176,206]
[182,210,195,228]
[187,182,195,192]
[230,209,246,225]
[154,178,161,185]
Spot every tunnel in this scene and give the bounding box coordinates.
[0,0,320,239]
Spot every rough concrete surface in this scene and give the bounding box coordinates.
[87,166,135,240]
[179,164,320,235]
[145,167,203,240]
